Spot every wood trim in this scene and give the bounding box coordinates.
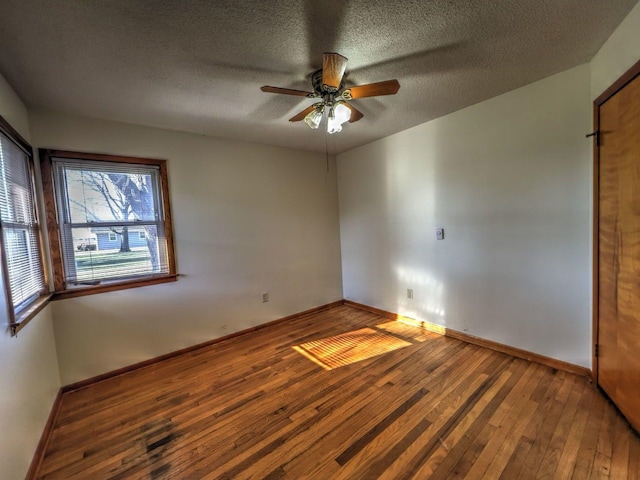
[62,300,344,392]
[39,149,167,166]
[344,300,592,378]
[24,389,63,480]
[0,114,32,156]
[594,57,640,106]
[51,275,178,300]
[39,149,65,292]
[592,103,600,384]
[159,161,176,274]
[11,294,52,335]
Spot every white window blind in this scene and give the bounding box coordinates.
[0,130,46,313]
[52,158,170,285]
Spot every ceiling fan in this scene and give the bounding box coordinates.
[260,52,400,134]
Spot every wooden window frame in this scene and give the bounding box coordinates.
[0,115,50,334]
[40,149,177,300]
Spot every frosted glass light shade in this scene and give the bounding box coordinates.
[327,116,342,134]
[304,106,324,129]
[327,102,350,134]
[334,102,350,124]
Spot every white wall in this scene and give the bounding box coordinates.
[29,110,343,385]
[591,0,640,99]
[337,65,592,368]
[0,74,31,140]
[0,74,60,480]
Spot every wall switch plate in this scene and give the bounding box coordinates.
[436,228,445,240]
[407,288,413,299]
[262,292,269,303]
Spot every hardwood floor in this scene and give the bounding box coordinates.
[36,305,640,479]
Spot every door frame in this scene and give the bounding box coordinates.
[592,58,640,384]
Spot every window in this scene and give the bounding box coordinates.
[0,116,47,332]
[40,150,176,298]
[139,231,145,240]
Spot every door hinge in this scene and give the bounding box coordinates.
[586,130,600,147]
[595,344,600,358]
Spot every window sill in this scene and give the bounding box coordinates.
[11,293,53,336]
[52,274,179,300]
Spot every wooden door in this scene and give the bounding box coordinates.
[597,71,640,432]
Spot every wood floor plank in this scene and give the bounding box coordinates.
[591,400,616,479]
[328,345,487,479]
[609,411,631,480]
[476,399,538,479]
[378,356,514,480]
[628,430,640,480]
[34,305,640,479]
[286,345,493,480]
[555,379,595,479]
[572,391,607,479]
[516,372,575,479]
[535,378,587,479]
[498,366,569,480]
[409,369,514,478]
[439,359,531,480]
[499,437,534,480]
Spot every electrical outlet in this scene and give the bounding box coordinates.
[262,292,269,303]
[436,228,445,240]
[407,289,413,300]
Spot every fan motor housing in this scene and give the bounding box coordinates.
[311,69,345,96]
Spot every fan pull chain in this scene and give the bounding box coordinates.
[325,133,330,173]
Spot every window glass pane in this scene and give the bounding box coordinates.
[3,226,44,309]
[0,139,36,225]
[66,225,168,284]
[0,129,46,314]
[61,165,158,223]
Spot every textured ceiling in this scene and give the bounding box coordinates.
[0,0,637,154]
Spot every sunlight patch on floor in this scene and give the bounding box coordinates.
[375,320,436,342]
[396,316,447,335]
[293,327,412,370]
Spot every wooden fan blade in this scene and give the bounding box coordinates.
[344,103,364,123]
[346,79,400,99]
[322,53,348,89]
[289,105,317,122]
[261,86,313,97]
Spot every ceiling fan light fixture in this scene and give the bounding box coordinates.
[304,104,324,130]
[327,101,351,134]
[334,102,351,124]
[262,52,400,133]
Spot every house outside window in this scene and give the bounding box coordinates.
[40,150,177,298]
